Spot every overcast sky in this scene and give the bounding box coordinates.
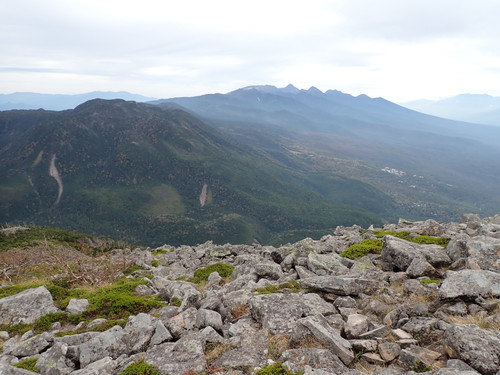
[2,0,500,102]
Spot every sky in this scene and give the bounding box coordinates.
[2,0,500,102]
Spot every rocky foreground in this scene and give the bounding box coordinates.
[1,214,500,375]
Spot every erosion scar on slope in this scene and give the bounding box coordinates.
[199,183,208,207]
[49,154,64,205]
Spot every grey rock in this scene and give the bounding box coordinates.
[166,307,198,339]
[444,324,500,375]
[144,339,207,375]
[446,234,470,262]
[196,308,223,331]
[334,296,358,308]
[65,299,89,315]
[122,313,155,353]
[153,278,200,310]
[205,271,222,289]
[0,286,58,325]
[54,332,100,347]
[361,352,386,365]
[378,342,401,362]
[70,356,119,375]
[4,332,53,357]
[280,348,348,373]
[401,317,439,336]
[150,319,173,345]
[382,236,450,272]
[350,339,378,352]
[307,253,350,276]
[299,276,378,296]
[301,293,337,316]
[358,325,392,339]
[86,318,107,330]
[215,347,267,369]
[35,342,75,375]
[404,279,437,297]
[249,293,304,334]
[465,236,500,273]
[72,325,127,368]
[344,314,370,339]
[295,265,316,279]
[406,258,439,278]
[254,263,283,280]
[399,344,442,367]
[294,314,354,365]
[439,270,500,299]
[134,284,156,296]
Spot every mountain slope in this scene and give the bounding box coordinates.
[402,94,500,127]
[0,91,157,111]
[0,99,387,246]
[153,85,500,220]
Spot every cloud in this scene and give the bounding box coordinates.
[2,0,500,100]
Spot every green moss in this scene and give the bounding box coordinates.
[370,230,449,248]
[151,260,160,267]
[83,280,164,319]
[340,239,383,259]
[13,357,40,373]
[254,280,302,295]
[0,312,84,336]
[151,250,167,256]
[412,360,432,373]
[190,262,235,285]
[118,359,160,375]
[412,235,450,247]
[123,265,145,276]
[257,361,303,375]
[170,297,182,307]
[55,319,126,336]
[420,279,441,286]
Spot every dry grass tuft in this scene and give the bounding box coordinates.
[204,342,233,362]
[231,303,250,320]
[267,334,291,360]
[445,314,500,330]
[290,334,328,349]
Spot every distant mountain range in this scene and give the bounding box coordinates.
[402,94,500,126]
[2,85,500,246]
[0,91,156,111]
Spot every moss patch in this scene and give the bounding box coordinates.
[254,280,302,294]
[190,262,234,285]
[340,239,383,259]
[257,361,302,375]
[13,357,40,373]
[118,359,160,375]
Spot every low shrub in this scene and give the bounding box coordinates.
[118,359,160,375]
[257,361,302,375]
[190,262,234,284]
[340,239,383,259]
[254,280,302,294]
[13,357,39,372]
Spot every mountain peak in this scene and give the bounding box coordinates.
[307,86,323,95]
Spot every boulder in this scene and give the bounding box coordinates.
[307,253,350,276]
[196,308,223,331]
[293,314,354,365]
[439,270,500,299]
[299,276,378,296]
[382,236,450,272]
[3,332,53,357]
[165,307,198,339]
[71,325,127,368]
[70,356,119,375]
[280,348,348,373]
[444,324,500,375]
[344,314,370,339]
[378,342,401,362]
[65,299,89,315]
[0,286,58,325]
[249,293,304,334]
[465,236,500,273]
[0,362,37,375]
[399,345,442,368]
[150,319,173,345]
[254,262,283,280]
[35,342,75,375]
[122,313,155,353]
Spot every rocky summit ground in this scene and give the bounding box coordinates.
[0,214,499,375]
